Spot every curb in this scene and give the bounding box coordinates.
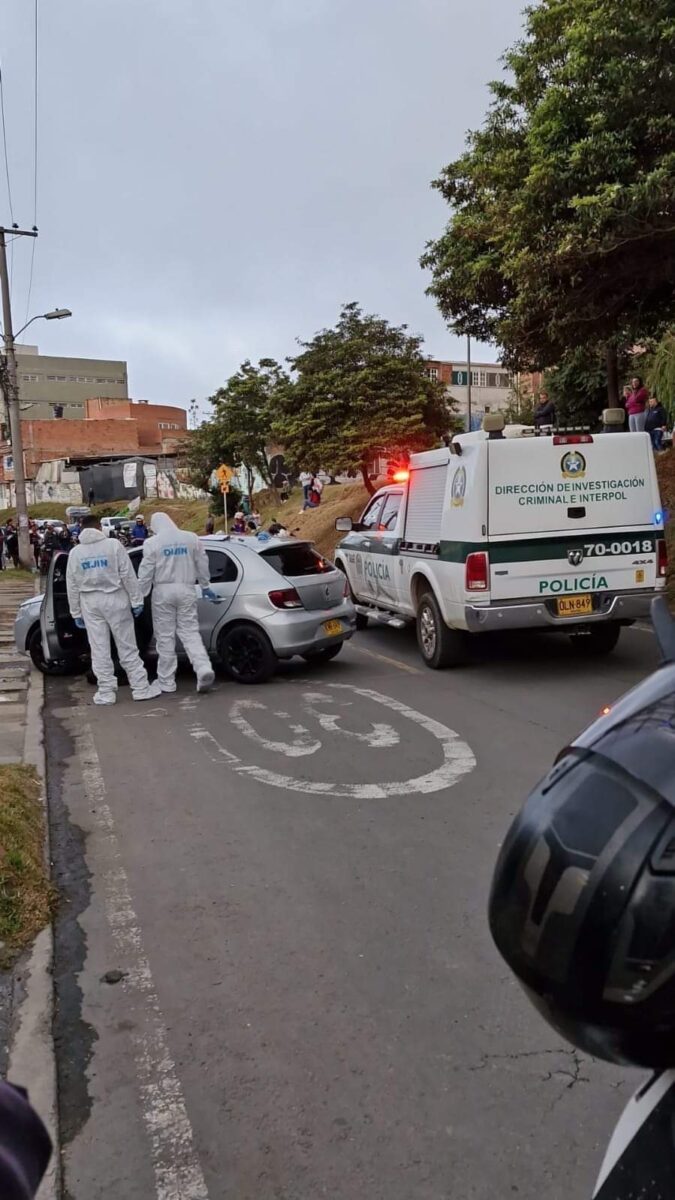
[8,665,61,1200]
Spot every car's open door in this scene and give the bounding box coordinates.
[40,550,89,662]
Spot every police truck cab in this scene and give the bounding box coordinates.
[334,416,666,668]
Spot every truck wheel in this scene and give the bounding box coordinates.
[416,592,466,668]
[569,622,621,656]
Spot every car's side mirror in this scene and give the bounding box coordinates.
[335,517,353,532]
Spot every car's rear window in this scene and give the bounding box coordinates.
[260,544,333,577]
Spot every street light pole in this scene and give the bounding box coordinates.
[466,334,472,432]
[0,227,37,568]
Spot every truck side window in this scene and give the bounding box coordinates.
[360,497,385,530]
[378,493,402,532]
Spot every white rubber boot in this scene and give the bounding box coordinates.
[196,669,215,693]
[132,680,162,702]
[93,691,117,706]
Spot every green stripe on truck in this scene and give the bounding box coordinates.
[438,532,663,564]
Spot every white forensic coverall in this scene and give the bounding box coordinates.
[66,527,159,704]
[137,513,214,691]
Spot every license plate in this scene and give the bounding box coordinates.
[323,619,344,636]
[556,595,594,618]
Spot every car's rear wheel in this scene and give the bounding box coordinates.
[301,642,344,663]
[416,592,467,668]
[28,624,79,676]
[218,623,276,684]
[569,622,621,656]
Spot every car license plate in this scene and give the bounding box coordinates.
[323,619,344,636]
[556,595,593,618]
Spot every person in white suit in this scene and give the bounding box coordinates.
[66,515,161,705]
[137,512,218,693]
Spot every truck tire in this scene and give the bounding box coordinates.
[569,622,621,656]
[416,592,467,669]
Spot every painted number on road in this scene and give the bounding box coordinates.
[189,683,475,798]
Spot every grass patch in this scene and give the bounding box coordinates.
[0,568,35,587]
[0,766,54,967]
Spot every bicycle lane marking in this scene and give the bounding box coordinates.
[189,682,475,799]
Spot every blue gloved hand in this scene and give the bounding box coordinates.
[132,605,144,618]
[201,587,221,602]
[74,617,86,629]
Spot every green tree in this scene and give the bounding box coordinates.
[647,330,675,419]
[274,303,452,494]
[543,347,632,428]
[422,0,675,403]
[187,359,288,506]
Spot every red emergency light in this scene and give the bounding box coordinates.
[392,469,410,483]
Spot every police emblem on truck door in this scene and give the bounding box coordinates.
[567,548,584,566]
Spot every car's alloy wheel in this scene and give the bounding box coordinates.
[218,624,276,684]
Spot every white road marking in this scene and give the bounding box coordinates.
[190,683,475,798]
[74,718,209,1200]
[304,690,399,747]
[230,698,320,757]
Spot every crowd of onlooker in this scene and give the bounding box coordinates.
[0,517,78,571]
[532,375,672,450]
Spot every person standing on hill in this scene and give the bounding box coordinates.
[625,376,649,432]
[645,396,668,451]
[533,390,556,429]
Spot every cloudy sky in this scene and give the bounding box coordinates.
[3,0,525,412]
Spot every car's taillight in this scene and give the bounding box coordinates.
[268,588,303,609]
[465,551,489,591]
[658,539,668,578]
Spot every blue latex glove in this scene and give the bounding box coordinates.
[74,617,86,629]
[132,605,144,618]
[201,587,221,602]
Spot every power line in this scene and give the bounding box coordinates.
[24,0,39,325]
[0,63,14,224]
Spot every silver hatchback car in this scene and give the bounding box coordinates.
[15,533,356,684]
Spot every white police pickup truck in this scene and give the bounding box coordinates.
[334,420,667,668]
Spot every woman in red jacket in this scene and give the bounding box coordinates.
[625,375,649,432]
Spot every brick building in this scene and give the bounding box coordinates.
[85,399,187,453]
[0,399,188,504]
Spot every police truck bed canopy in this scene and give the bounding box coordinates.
[404,449,451,545]
[488,435,655,536]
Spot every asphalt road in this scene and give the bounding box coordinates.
[45,622,661,1200]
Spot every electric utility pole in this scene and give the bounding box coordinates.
[0,226,38,568]
[466,333,472,432]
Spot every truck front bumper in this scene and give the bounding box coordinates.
[464,589,658,633]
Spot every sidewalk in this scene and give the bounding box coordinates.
[0,568,59,1200]
[0,572,36,763]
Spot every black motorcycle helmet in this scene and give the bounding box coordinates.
[489,600,675,1069]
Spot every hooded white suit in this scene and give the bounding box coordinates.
[66,526,159,703]
[137,513,214,691]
